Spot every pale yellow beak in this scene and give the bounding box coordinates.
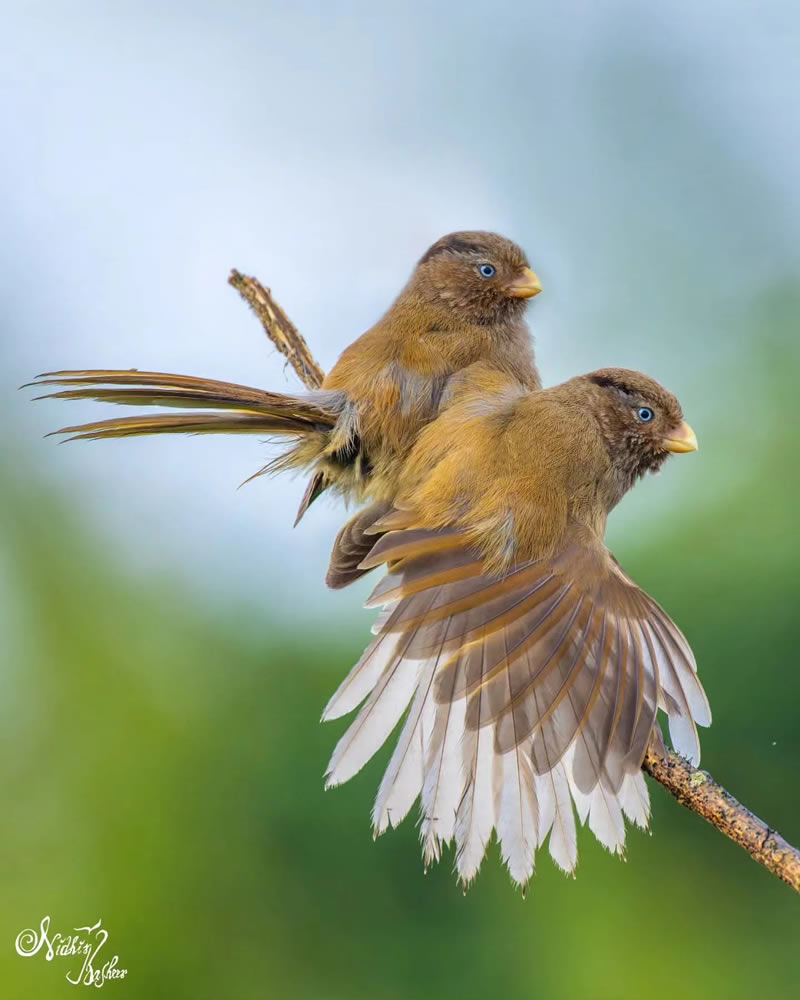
[663,421,698,454]
[505,267,542,299]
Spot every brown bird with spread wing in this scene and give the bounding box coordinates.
[33,364,708,887]
[31,231,541,524]
[321,367,708,887]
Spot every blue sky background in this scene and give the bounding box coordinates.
[3,0,799,617]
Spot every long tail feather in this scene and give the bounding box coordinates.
[49,413,293,442]
[28,369,338,442]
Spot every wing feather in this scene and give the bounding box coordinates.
[420,650,468,863]
[372,655,438,833]
[321,517,710,886]
[454,644,498,883]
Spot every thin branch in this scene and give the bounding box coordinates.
[232,267,800,895]
[228,269,325,390]
[643,748,800,892]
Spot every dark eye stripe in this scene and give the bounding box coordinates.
[418,237,489,265]
[587,373,633,395]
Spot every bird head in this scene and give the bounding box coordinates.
[581,367,697,487]
[409,231,541,324]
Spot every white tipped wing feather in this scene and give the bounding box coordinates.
[322,518,710,887]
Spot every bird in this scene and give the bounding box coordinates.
[30,231,542,525]
[320,367,709,888]
[30,252,710,889]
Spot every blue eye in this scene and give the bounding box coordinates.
[479,263,496,278]
[636,407,655,422]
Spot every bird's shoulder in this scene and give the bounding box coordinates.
[396,388,610,569]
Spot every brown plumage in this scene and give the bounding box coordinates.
[30,248,710,890]
[322,368,708,887]
[31,231,541,522]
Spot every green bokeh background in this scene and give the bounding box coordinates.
[2,3,799,998]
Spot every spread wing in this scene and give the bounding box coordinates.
[322,513,711,887]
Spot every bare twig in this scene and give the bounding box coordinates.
[643,748,800,892]
[232,267,800,894]
[228,269,325,390]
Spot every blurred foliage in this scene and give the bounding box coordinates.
[0,285,798,998]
